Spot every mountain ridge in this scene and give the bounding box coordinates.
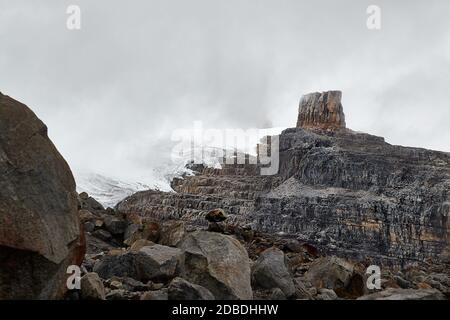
[117,91,450,264]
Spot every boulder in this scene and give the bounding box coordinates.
[179,231,253,300]
[93,244,183,282]
[304,256,354,297]
[138,244,184,281]
[205,208,228,222]
[206,209,228,233]
[80,273,105,300]
[93,252,142,281]
[0,93,85,299]
[168,277,215,300]
[251,247,296,297]
[357,288,445,300]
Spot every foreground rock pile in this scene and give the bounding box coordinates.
[74,203,449,300]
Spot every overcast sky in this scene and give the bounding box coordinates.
[1,0,449,181]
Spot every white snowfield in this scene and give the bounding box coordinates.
[75,127,285,208]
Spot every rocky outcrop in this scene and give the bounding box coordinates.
[117,90,450,265]
[296,91,346,130]
[0,93,85,299]
[256,127,450,263]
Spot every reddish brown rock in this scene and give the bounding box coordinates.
[296,91,346,130]
[0,93,85,299]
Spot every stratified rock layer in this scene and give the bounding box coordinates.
[0,93,85,299]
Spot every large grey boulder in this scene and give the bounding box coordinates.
[0,93,85,299]
[304,256,354,296]
[168,277,215,300]
[179,231,253,300]
[251,247,296,297]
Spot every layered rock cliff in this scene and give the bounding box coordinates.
[117,91,450,265]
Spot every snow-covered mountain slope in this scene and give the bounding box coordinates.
[75,171,153,208]
[74,127,285,207]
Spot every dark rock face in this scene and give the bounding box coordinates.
[117,91,449,265]
[0,93,85,299]
[296,91,346,130]
[258,127,450,263]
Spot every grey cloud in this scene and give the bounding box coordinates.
[0,0,449,180]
